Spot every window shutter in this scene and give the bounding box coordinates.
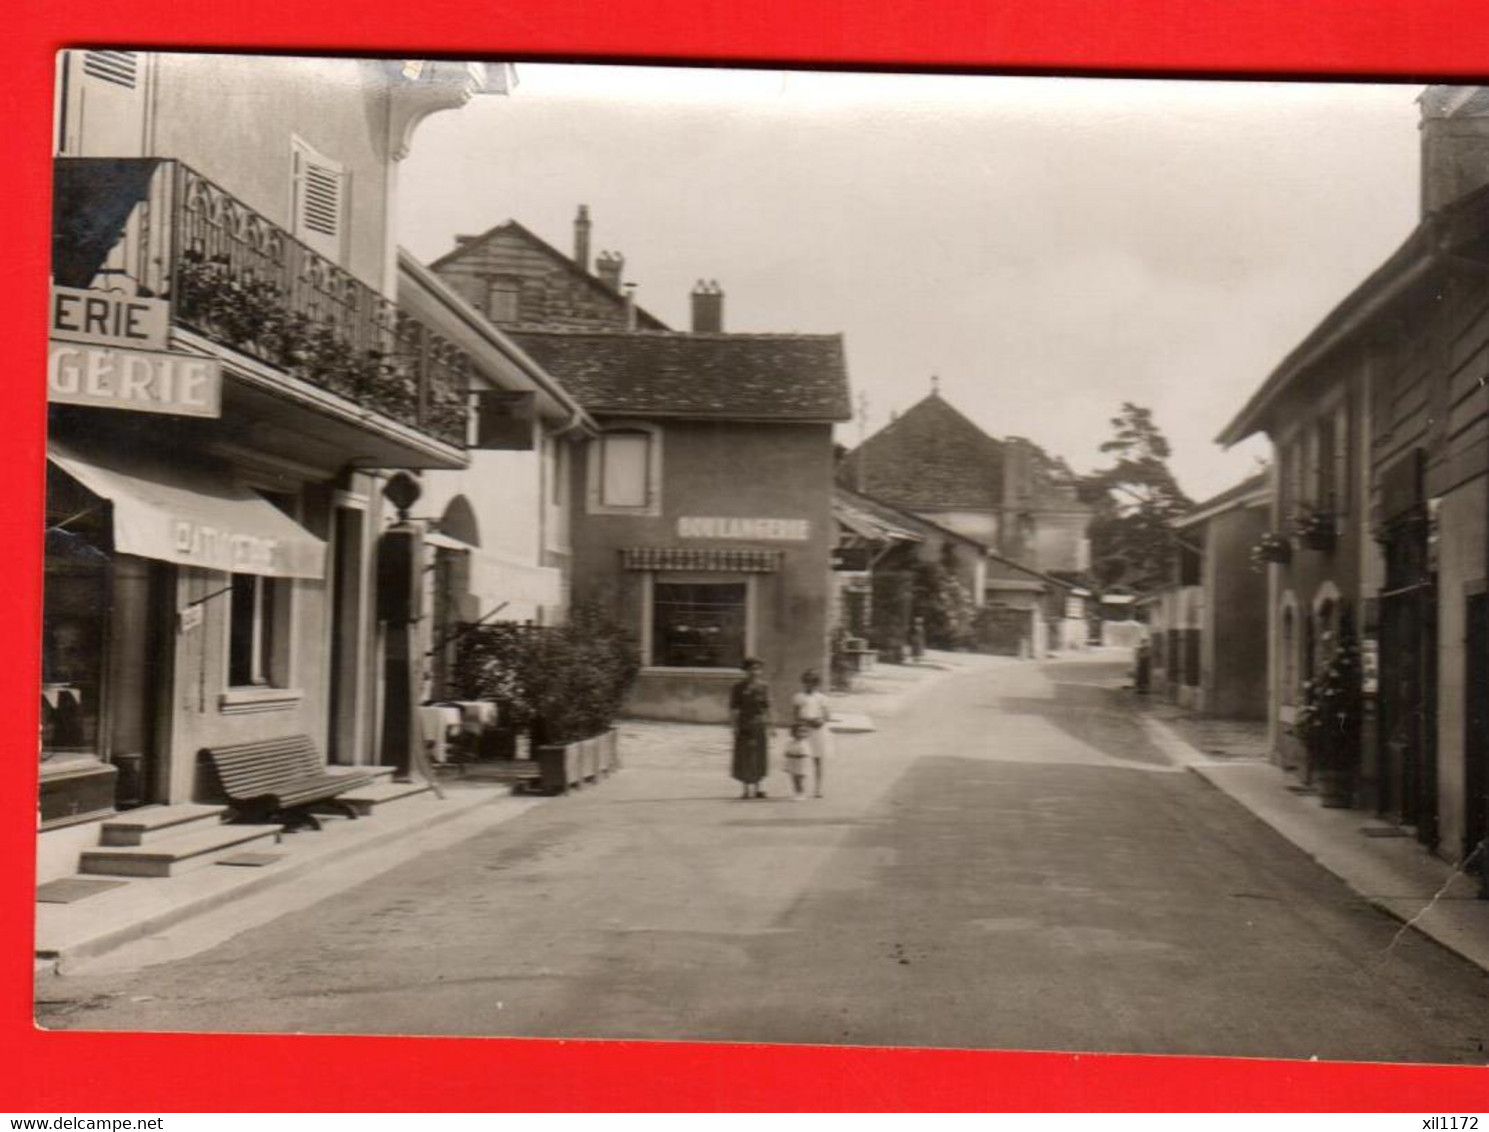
[291,140,346,261]
[82,51,139,88]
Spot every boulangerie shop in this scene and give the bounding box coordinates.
[510,326,854,723]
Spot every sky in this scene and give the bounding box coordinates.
[397,66,1425,503]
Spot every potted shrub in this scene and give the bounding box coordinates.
[527,605,640,794]
[451,622,538,762]
[1292,613,1363,808]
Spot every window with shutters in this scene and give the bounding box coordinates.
[59,50,148,156]
[586,423,663,516]
[291,138,346,263]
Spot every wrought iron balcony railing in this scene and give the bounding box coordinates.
[52,157,472,448]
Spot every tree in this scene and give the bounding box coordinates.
[1080,403,1193,592]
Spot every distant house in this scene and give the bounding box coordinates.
[832,485,1080,658]
[838,388,1092,577]
[1142,474,1270,718]
[429,205,669,332]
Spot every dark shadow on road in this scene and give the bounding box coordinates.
[995,678,1172,768]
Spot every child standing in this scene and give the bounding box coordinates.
[791,669,832,798]
[783,723,812,800]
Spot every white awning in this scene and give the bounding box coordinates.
[469,552,562,608]
[48,440,326,579]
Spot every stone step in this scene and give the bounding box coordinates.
[98,803,230,846]
[335,781,435,816]
[80,823,284,878]
[326,764,398,782]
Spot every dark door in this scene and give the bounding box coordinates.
[1465,593,1488,877]
[1377,511,1438,846]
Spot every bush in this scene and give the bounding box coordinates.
[911,561,975,649]
[452,605,641,747]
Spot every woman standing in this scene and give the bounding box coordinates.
[729,657,773,799]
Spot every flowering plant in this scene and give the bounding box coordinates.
[1290,504,1337,550]
[1248,532,1291,571]
[1291,618,1363,772]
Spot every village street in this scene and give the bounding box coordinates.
[36,653,1489,1063]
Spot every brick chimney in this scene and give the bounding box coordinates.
[573,204,592,272]
[1420,87,1489,214]
[623,283,639,331]
[691,279,724,333]
[596,250,625,291]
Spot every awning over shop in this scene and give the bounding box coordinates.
[621,547,784,573]
[47,440,326,579]
[468,552,563,608]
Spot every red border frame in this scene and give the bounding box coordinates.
[9,0,1489,1112]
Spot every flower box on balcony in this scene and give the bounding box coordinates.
[52,157,474,449]
[1291,507,1337,553]
[1249,533,1292,569]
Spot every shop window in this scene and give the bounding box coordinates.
[650,579,749,669]
[226,489,297,691]
[42,470,111,758]
[228,573,290,687]
[589,424,661,515]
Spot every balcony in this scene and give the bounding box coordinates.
[52,158,473,458]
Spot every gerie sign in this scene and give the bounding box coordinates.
[48,287,222,419]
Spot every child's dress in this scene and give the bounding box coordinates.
[783,734,811,779]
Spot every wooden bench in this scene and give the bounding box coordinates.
[202,735,376,830]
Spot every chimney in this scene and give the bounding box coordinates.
[691,279,724,333]
[573,205,592,272]
[1002,437,1032,509]
[623,283,638,331]
[1420,86,1489,214]
[595,250,625,291]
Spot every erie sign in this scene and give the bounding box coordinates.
[48,342,222,419]
[51,286,169,350]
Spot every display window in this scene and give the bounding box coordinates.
[649,578,749,669]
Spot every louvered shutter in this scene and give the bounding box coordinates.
[82,50,139,88]
[291,140,346,262]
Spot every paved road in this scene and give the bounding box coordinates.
[37,655,1489,1062]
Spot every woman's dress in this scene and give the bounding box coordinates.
[730,679,772,785]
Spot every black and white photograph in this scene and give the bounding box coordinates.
[32,50,1489,1063]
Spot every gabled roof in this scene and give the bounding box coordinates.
[506,329,853,422]
[839,391,1005,509]
[833,486,925,544]
[429,219,670,331]
[1216,182,1489,447]
[1173,471,1269,530]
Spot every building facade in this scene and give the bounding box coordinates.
[838,389,1093,579]
[1143,475,1270,718]
[1217,85,1489,869]
[42,52,498,830]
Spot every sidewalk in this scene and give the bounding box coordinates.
[35,780,539,973]
[1142,709,1489,977]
